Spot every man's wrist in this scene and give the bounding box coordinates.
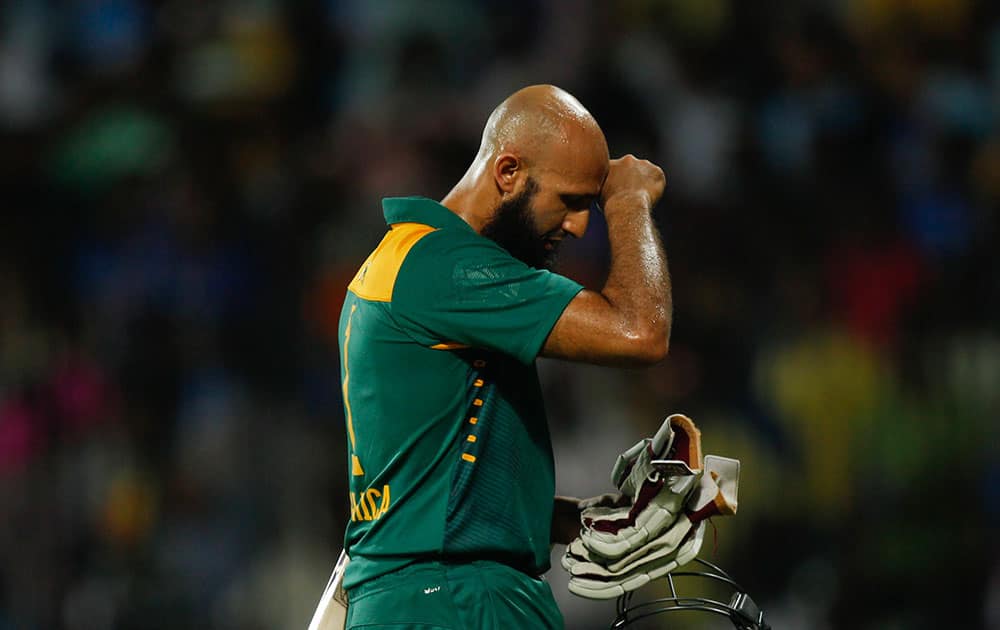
[602,191,652,217]
[551,495,584,545]
[554,495,583,510]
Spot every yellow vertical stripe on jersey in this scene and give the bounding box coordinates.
[343,303,364,476]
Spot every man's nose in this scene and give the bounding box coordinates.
[562,209,590,239]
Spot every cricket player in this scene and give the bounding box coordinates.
[336,84,669,629]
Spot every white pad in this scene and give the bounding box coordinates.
[702,455,740,514]
[565,514,695,576]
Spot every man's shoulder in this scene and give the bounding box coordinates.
[401,224,511,272]
[392,226,520,307]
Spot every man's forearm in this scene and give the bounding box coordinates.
[600,194,672,352]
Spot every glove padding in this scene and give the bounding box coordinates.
[578,470,700,560]
[563,516,704,599]
[564,414,740,600]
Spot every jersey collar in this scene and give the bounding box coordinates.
[382,197,475,232]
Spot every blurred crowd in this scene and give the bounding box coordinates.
[0,0,998,628]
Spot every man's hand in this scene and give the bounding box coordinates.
[601,155,666,212]
[551,494,631,545]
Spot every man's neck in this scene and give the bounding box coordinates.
[440,162,497,234]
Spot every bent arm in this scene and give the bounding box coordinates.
[541,192,671,366]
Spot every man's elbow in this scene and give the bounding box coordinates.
[640,333,670,364]
[625,329,669,365]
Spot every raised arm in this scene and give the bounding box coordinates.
[541,155,671,367]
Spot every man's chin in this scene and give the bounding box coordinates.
[496,240,553,270]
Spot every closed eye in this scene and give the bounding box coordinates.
[560,194,597,210]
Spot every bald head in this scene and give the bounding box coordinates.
[477,85,609,175]
[442,85,609,250]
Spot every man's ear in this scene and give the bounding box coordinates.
[493,153,520,194]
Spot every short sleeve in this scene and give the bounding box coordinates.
[392,229,584,364]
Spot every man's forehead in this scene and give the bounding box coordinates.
[536,133,608,180]
[538,159,608,195]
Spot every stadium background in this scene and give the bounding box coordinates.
[0,0,998,628]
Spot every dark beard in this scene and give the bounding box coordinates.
[480,179,555,270]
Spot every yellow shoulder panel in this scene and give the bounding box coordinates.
[348,223,437,302]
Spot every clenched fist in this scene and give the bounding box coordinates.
[601,154,666,212]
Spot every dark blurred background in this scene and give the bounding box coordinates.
[0,0,998,628]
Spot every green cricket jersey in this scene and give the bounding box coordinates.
[338,197,583,590]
